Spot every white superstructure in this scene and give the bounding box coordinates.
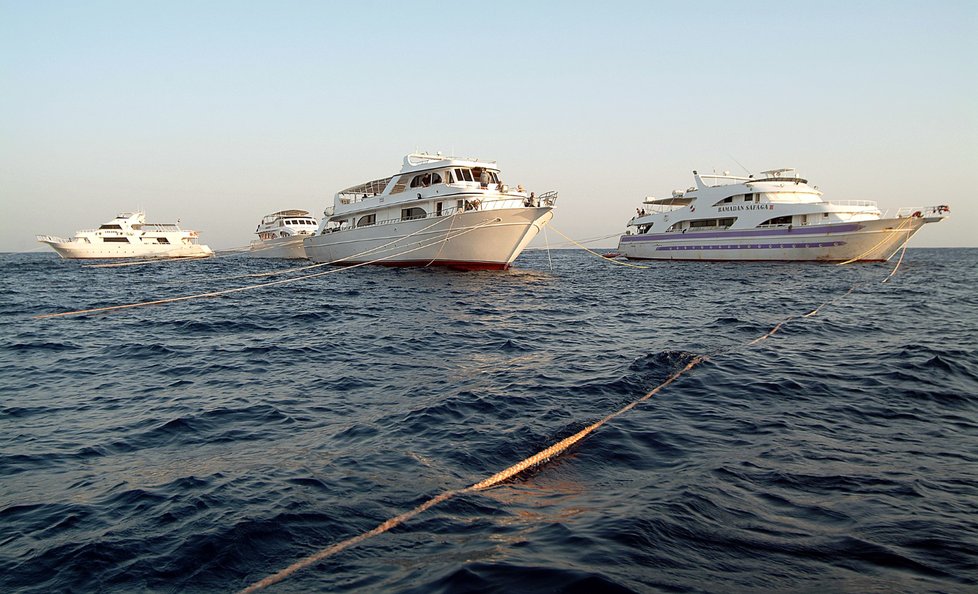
[303,153,558,270]
[37,212,213,259]
[618,169,949,262]
[249,210,317,259]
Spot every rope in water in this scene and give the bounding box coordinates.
[238,247,912,593]
[237,355,706,594]
[82,255,213,269]
[33,216,500,320]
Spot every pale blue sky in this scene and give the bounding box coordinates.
[2,0,976,251]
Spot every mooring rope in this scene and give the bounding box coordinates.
[541,231,621,249]
[167,214,467,286]
[836,216,915,265]
[882,227,914,283]
[543,225,554,271]
[548,225,651,269]
[238,246,915,593]
[34,217,500,320]
[237,355,706,594]
[82,255,213,269]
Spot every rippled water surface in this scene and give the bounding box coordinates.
[2,249,977,593]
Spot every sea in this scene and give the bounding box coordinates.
[1,248,976,593]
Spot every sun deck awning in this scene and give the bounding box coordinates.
[643,196,693,206]
[269,209,310,217]
[337,177,393,197]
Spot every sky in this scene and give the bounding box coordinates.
[2,0,976,252]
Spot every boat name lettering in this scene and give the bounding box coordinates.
[717,204,775,212]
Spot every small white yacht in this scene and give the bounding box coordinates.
[249,210,318,259]
[303,153,558,270]
[37,211,213,259]
[618,168,949,262]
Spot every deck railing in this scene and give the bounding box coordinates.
[895,205,950,218]
[825,200,878,209]
[321,193,557,234]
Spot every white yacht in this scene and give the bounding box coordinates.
[37,211,213,259]
[249,210,317,259]
[618,168,949,262]
[303,153,558,270]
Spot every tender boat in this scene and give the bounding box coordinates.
[249,210,318,259]
[37,211,213,259]
[303,153,558,270]
[618,168,949,262]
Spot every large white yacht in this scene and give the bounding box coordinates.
[37,211,213,259]
[303,153,558,270]
[249,210,317,259]
[618,168,949,262]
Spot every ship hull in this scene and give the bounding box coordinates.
[618,217,932,262]
[248,236,308,259]
[303,207,553,270]
[38,241,213,260]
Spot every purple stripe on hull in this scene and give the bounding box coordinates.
[655,241,845,252]
[620,223,864,243]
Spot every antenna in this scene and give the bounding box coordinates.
[728,154,752,176]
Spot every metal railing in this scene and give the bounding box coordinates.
[825,200,878,209]
[537,190,558,206]
[895,205,951,218]
[320,193,557,234]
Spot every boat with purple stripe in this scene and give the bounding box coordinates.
[617,168,948,262]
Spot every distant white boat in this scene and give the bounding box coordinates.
[618,168,949,262]
[249,210,317,259]
[37,211,213,259]
[303,153,558,270]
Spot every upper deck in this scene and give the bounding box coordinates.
[333,153,508,211]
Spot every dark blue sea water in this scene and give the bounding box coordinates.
[2,249,977,593]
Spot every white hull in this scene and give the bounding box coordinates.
[618,217,930,262]
[39,240,213,260]
[303,207,553,270]
[248,236,308,259]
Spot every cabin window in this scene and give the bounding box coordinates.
[99,224,123,230]
[436,202,443,216]
[688,217,736,229]
[401,207,427,220]
[761,216,792,226]
[157,237,170,244]
[445,171,454,183]
[457,168,473,182]
[743,194,753,202]
[357,214,376,227]
[411,172,443,188]
[103,237,130,242]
